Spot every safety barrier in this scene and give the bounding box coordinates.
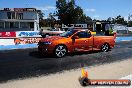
[0,37,132,50]
[0,44,37,50]
[0,31,132,50]
[116,37,132,42]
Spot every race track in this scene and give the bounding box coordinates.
[0,41,132,82]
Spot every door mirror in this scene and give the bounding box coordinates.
[72,36,79,39]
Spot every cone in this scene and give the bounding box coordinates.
[79,67,90,86]
[81,67,88,78]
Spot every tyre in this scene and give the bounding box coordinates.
[45,34,50,37]
[54,45,67,58]
[101,43,110,52]
[79,77,90,86]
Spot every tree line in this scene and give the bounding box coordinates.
[39,0,132,27]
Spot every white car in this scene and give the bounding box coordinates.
[40,28,65,37]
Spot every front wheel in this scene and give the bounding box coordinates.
[54,45,67,58]
[45,34,50,37]
[101,43,110,52]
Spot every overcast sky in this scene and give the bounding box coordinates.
[0,0,132,20]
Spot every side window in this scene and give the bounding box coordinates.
[76,31,91,38]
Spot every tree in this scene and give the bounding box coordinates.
[128,21,132,27]
[47,13,56,27]
[107,15,127,25]
[37,10,44,20]
[39,12,57,27]
[115,15,127,25]
[56,0,92,24]
[56,0,67,24]
[111,18,115,23]
[37,10,45,27]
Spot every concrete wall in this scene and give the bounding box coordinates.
[1,37,132,50]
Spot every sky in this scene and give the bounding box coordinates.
[0,0,132,20]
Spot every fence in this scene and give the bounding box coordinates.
[0,31,41,45]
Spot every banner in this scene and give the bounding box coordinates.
[14,38,41,45]
[0,32,16,37]
[0,39,15,45]
[16,31,41,37]
[62,24,88,29]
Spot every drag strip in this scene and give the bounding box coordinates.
[0,41,132,82]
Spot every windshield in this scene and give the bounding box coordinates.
[59,30,77,37]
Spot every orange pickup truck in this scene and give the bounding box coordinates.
[38,29,116,57]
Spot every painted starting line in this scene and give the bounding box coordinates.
[0,37,132,50]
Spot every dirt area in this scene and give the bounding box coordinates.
[0,59,132,88]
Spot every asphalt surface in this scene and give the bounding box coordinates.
[0,41,132,83]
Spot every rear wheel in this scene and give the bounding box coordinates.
[54,45,67,58]
[101,43,110,52]
[79,77,90,86]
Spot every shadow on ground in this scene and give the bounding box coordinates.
[29,50,101,58]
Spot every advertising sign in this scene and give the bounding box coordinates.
[62,24,88,29]
[16,31,41,37]
[0,39,15,45]
[0,32,16,37]
[14,38,41,45]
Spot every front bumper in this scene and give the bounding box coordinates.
[38,45,53,54]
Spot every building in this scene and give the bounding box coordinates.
[113,24,128,34]
[0,8,39,32]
